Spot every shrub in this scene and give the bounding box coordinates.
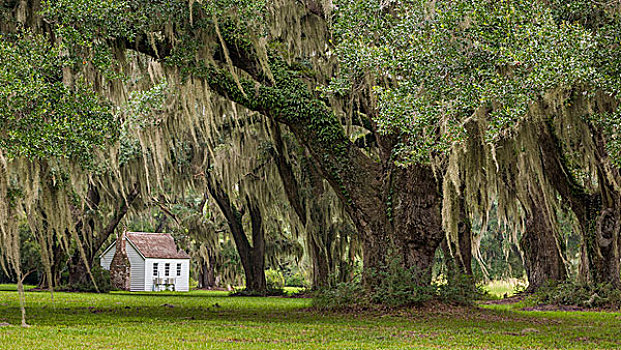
[285,272,307,288]
[528,281,621,309]
[313,281,366,309]
[367,260,436,307]
[313,258,481,309]
[62,265,114,293]
[265,269,285,292]
[437,274,485,305]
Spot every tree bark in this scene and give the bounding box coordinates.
[538,121,620,287]
[198,246,216,289]
[198,260,216,289]
[520,187,567,292]
[206,174,267,294]
[67,184,139,287]
[455,205,473,277]
[389,165,445,284]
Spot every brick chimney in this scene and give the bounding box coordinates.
[110,230,131,291]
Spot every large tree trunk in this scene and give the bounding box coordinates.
[389,165,445,284]
[521,192,567,292]
[455,210,473,278]
[538,121,620,287]
[579,201,620,287]
[126,26,448,290]
[206,174,267,294]
[240,198,267,293]
[198,247,216,289]
[67,185,139,287]
[242,247,267,292]
[307,230,331,290]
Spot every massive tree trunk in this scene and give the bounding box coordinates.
[389,165,446,284]
[538,121,620,287]
[198,248,216,289]
[578,189,620,287]
[520,186,567,292]
[67,184,139,287]
[206,174,266,294]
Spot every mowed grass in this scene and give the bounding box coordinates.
[0,284,620,349]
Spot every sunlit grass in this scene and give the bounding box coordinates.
[481,278,528,298]
[0,285,619,349]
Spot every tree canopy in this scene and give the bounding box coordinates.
[2,0,621,326]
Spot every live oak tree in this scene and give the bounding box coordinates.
[338,0,621,288]
[40,0,621,289]
[41,0,454,288]
[3,0,621,315]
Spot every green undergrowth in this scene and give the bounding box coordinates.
[0,285,619,349]
[524,282,621,310]
[313,264,485,309]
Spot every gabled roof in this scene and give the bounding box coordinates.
[125,232,191,259]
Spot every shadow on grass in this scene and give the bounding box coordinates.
[0,304,326,328]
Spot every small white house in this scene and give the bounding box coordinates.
[100,232,191,292]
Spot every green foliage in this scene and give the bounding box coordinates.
[284,271,307,288]
[0,31,118,163]
[265,268,285,292]
[527,281,621,310]
[312,280,365,310]
[366,261,436,307]
[314,258,483,309]
[61,265,114,293]
[437,275,486,305]
[331,0,620,163]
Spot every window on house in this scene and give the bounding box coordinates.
[176,263,182,277]
[165,263,170,276]
[153,263,158,276]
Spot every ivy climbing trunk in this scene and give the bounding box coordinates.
[538,121,620,287]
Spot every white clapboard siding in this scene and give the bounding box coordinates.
[176,259,190,292]
[126,242,146,292]
[144,258,190,292]
[99,245,117,270]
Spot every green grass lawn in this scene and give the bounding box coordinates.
[0,284,619,349]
